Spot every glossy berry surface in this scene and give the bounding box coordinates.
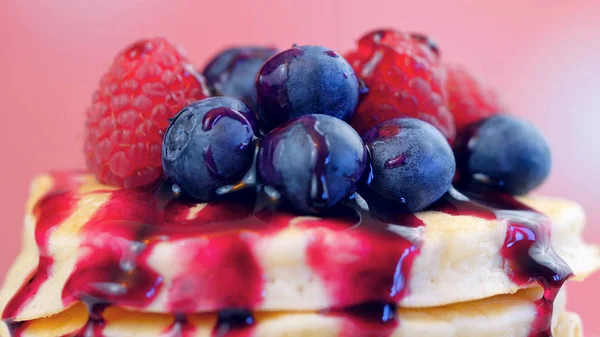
[203,46,277,112]
[361,118,455,213]
[256,45,360,131]
[344,29,455,144]
[445,63,503,138]
[162,97,258,201]
[455,115,551,195]
[257,114,367,213]
[84,38,209,188]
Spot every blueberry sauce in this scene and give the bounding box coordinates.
[3,320,26,337]
[255,47,305,129]
[328,302,398,337]
[212,309,255,337]
[436,188,572,337]
[306,196,423,308]
[1,172,80,320]
[202,107,257,137]
[161,314,196,337]
[299,116,331,210]
[69,304,107,337]
[324,50,339,58]
[1,172,573,337]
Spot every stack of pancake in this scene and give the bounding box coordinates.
[1,172,598,337]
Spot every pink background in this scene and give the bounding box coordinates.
[1,0,599,333]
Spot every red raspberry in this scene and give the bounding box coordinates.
[345,29,455,144]
[84,38,209,188]
[445,64,503,138]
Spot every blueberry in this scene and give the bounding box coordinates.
[361,118,456,213]
[257,114,367,213]
[455,115,551,195]
[202,46,277,112]
[255,45,360,130]
[162,97,258,201]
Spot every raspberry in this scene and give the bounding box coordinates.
[344,29,455,144]
[84,38,209,188]
[445,64,503,138]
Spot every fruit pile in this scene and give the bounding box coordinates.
[84,30,551,215]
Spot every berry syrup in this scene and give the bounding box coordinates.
[1,172,572,337]
[2,172,80,320]
[69,304,108,337]
[160,314,197,337]
[435,188,572,337]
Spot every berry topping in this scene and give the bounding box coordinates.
[445,64,503,138]
[256,45,360,131]
[455,115,551,195]
[203,46,277,112]
[84,38,209,188]
[257,114,367,213]
[162,97,258,201]
[360,118,455,212]
[344,29,455,144]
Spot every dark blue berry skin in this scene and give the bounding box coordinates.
[255,45,360,131]
[162,97,258,201]
[202,46,277,112]
[361,118,455,213]
[257,114,367,213]
[455,115,551,195]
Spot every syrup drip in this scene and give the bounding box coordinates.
[1,172,573,337]
[324,50,339,58]
[437,188,573,337]
[202,106,256,137]
[69,304,107,337]
[212,309,255,337]
[306,195,423,308]
[161,314,196,337]
[329,302,398,337]
[200,107,256,181]
[3,320,26,337]
[1,173,80,320]
[300,116,331,210]
[255,47,305,128]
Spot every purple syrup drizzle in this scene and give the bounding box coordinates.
[2,173,80,320]
[298,116,331,209]
[202,107,257,136]
[160,314,196,337]
[324,50,339,58]
[437,188,573,337]
[255,47,304,129]
[69,304,108,337]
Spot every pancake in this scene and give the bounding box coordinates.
[0,171,598,337]
[0,288,582,337]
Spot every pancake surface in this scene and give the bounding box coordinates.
[0,172,598,337]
